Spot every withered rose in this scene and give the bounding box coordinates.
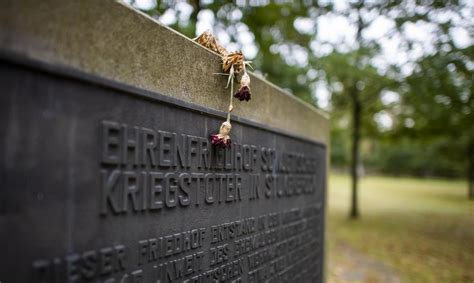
[210,134,231,148]
[234,72,252,101]
[234,85,251,101]
[194,31,254,147]
[210,121,232,148]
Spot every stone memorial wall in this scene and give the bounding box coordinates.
[0,1,329,282]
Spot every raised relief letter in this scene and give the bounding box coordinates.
[149,172,163,210]
[122,124,140,166]
[101,121,121,165]
[101,169,121,215]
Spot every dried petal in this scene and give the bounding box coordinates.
[210,121,232,148]
[210,134,231,148]
[222,51,245,74]
[195,31,227,56]
[240,73,251,87]
[234,86,251,101]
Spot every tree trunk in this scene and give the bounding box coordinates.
[350,90,361,219]
[468,142,474,200]
[349,5,365,219]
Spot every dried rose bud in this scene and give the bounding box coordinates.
[210,121,232,148]
[234,85,251,101]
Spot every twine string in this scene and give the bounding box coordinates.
[227,67,234,123]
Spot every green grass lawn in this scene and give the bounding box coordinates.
[326,173,474,283]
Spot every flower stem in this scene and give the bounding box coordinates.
[226,78,233,122]
[226,66,234,123]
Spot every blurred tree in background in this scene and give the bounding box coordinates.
[396,46,474,198]
[387,0,474,198]
[128,0,474,209]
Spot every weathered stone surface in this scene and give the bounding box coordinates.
[0,0,328,144]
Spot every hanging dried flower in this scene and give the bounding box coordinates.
[210,121,232,148]
[234,72,252,101]
[194,31,253,147]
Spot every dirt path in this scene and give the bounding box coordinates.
[328,241,401,283]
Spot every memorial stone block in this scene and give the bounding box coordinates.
[0,1,329,282]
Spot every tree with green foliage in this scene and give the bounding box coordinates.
[321,0,473,204]
[318,50,397,218]
[314,1,407,219]
[382,0,474,198]
[396,48,474,198]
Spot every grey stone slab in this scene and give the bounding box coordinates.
[0,54,326,282]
